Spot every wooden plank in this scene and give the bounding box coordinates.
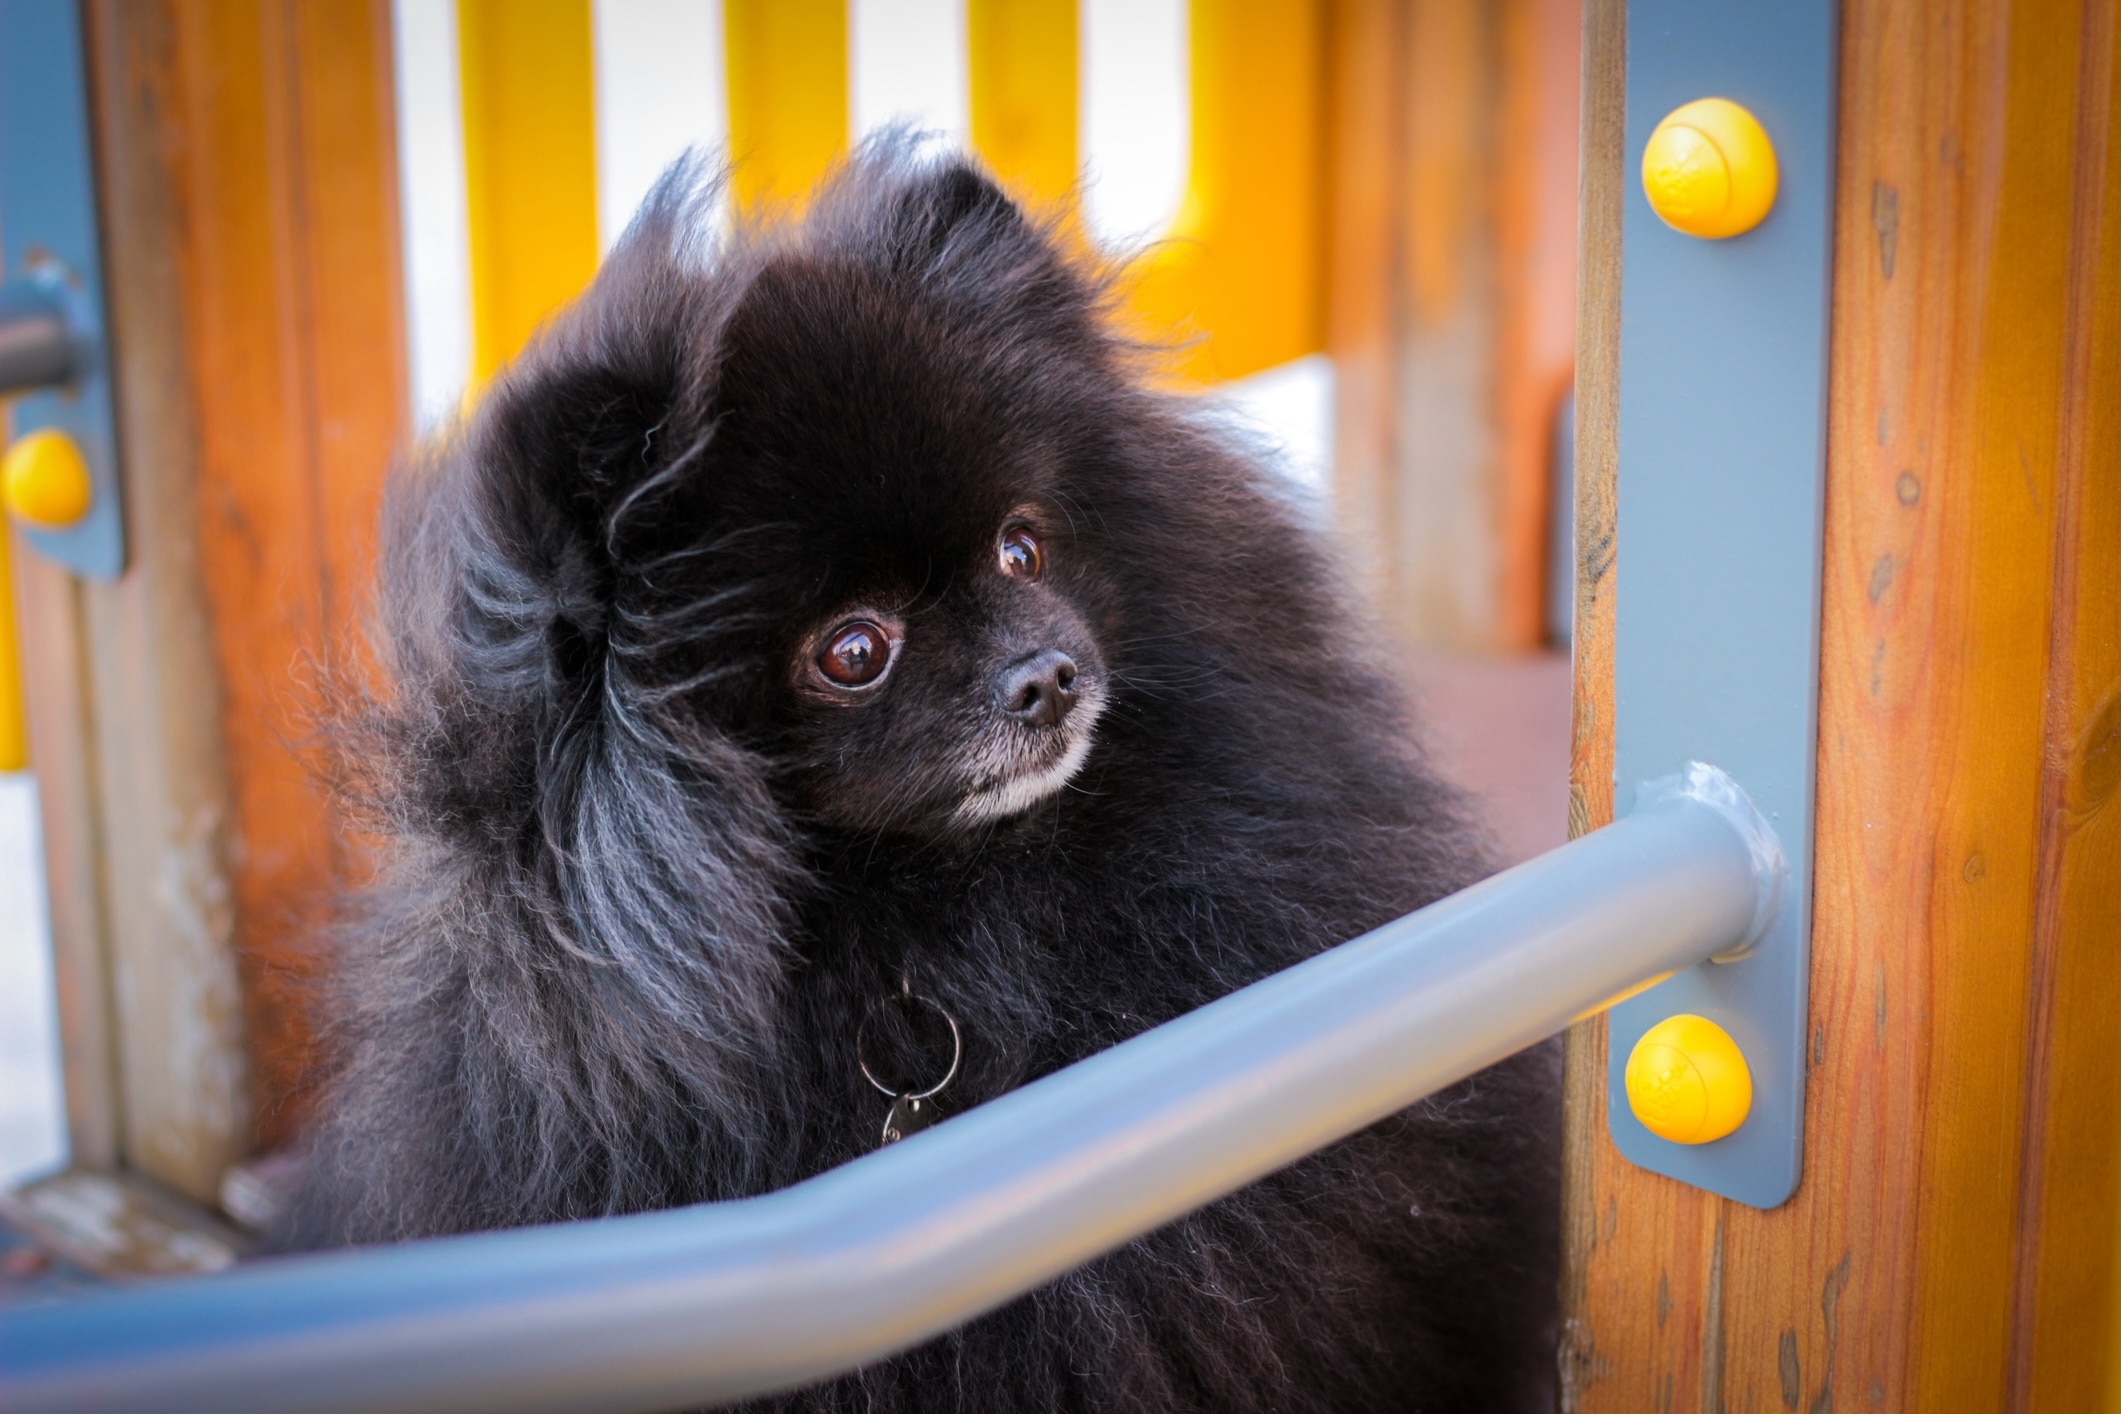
[1490,0,1580,649]
[1556,0,1625,1401]
[71,0,249,1205]
[2010,4,2121,1406]
[967,0,1078,216]
[458,0,599,384]
[1794,0,2089,1401]
[723,0,848,213]
[38,0,409,1199]
[1323,0,1578,651]
[0,521,24,773]
[1561,0,2121,1406]
[1323,0,1405,622]
[0,1168,245,1276]
[166,0,331,1159]
[1387,0,1501,647]
[161,0,405,1148]
[287,0,405,681]
[11,552,119,1174]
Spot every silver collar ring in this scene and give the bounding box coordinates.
[856,992,962,1101]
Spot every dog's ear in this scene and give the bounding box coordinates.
[363,183,798,1098]
[882,159,1033,271]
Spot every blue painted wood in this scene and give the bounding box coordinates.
[1604,0,1839,1209]
[0,0,126,579]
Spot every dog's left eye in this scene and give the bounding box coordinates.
[818,621,892,687]
[999,526,1042,581]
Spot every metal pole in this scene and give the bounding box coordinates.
[0,765,1782,1414]
[0,279,77,397]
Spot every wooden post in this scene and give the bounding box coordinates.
[1325,0,1578,652]
[160,0,408,1154]
[18,0,408,1207]
[1559,0,2121,1406]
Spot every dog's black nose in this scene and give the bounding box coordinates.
[999,649,1078,727]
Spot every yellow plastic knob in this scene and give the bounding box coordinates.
[1642,98,1779,239]
[1625,1013,1752,1145]
[3,429,93,529]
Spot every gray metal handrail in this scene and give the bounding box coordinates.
[0,765,1783,1414]
[0,276,77,397]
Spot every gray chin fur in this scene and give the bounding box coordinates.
[950,690,1106,827]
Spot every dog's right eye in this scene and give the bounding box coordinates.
[998,526,1043,581]
[817,621,892,687]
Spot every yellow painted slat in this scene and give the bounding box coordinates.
[457,0,600,383]
[968,0,1078,214]
[724,0,848,213]
[0,522,24,773]
[1127,0,1327,384]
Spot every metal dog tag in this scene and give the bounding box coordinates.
[881,1094,935,1145]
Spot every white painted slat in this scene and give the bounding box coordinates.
[390,0,474,432]
[593,0,727,251]
[849,0,967,149]
[1080,0,1186,249]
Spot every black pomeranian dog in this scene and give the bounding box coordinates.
[291,146,1559,1411]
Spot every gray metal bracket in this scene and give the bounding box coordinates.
[0,0,127,579]
[1604,0,1838,1209]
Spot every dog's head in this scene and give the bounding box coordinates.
[390,147,1160,860]
[704,206,1115,836]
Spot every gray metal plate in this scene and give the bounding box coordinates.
[0,0,126,579]
[1605,0,1838,1209]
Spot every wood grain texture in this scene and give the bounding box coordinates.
[1324,0,1405,623]
[1491,0,1580,649]
[159,0,405,1150]
[1386,0,1511,649]
[0,519,25,773]
[1556,0,1623,1402]
[44,0,409,1185]
[1560,0,2121,1407]
[2010,4,2121,1405]
[1324,0,1578,652]
[66,0,250,1204]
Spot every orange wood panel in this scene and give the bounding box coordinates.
[1491,0,1579,649]
[1325,0,1577,651]
[2009,5,2121,1405]
[1323,0,1405,620]
[1555,0,1623,1397]
[1560,0,2121,1407]
[164,0,405,1148]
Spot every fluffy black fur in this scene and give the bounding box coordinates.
[292,146,1559,1412]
